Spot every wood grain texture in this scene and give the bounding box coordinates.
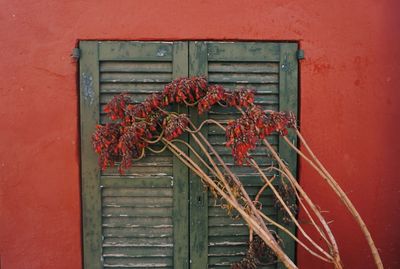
[80,41,103,269]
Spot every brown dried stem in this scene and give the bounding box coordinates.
[289,130,384,269]
[262,138,343,269]
[252,181,333,263]
[186,118,337,265]
[266,166,331,247]
[250,159,333,260]
[163,138,298,269]
[206,117,335,260]
[192,127,267,228]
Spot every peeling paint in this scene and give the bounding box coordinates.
[82,72,95,105]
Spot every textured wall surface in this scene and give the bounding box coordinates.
[0,0,399,268]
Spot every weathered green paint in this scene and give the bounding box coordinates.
[100,72,172,83]
[100,176,173,188]
[99,41,173,61]
[189,41,209,269]
[81,41,299,269]
[277,42,299,268]
[80,41,103,269]
[100,161,172,176]
[209,73,278,84]
[81,41,179,269]
[207,42,281,62]
[172,41,190,269]
[208,62,279,73]
[99,61,172,73]
[102,217,172,227]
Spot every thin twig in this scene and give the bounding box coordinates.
[146,144,168,154]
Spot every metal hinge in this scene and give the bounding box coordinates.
[71,48,80,60]
[296,49,305,60]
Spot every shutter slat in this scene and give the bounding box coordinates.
[99,41,173,61]
[103,226,173,237]
[208,235,249,246]
[100,93,162,104]
[207,42,280,62]
[101,178,173,188]
[208,62,279,73]
[208,206,276,217]
[208,196,274,207]
[104,266,172,269]
[100,61,172,73]
[103,196,173,207]
[208,83,279,93]
[103,237,173,247]
[100,82,167,93]
[102,187,172,196]
[103,217,172,228]
[103,256,173,267]
[209,73,279,84]
[208,186,276,196]
[103,206,173,217]
[103,264,173,269]
[209,217,246,226]
[209,245,248,255]
[100,72,172,83]
[103,246,173,257]
[208,256,246,266]
[208,133,278,145]
[101,165,172,177]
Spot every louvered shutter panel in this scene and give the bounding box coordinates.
[80,41,190,269]
[188,42,298,269]
[81,41,298,269]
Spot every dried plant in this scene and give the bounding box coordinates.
[92,77,383,269]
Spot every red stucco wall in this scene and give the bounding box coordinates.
[0,1,399,268]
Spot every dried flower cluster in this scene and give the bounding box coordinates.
[92,76,296,172]
[226,106,296,164]
[231,236,277,269]
[275,184,299,224]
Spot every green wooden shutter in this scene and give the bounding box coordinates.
[80,41,190,269]
[80,41,298,269]
[188,42,298,269]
